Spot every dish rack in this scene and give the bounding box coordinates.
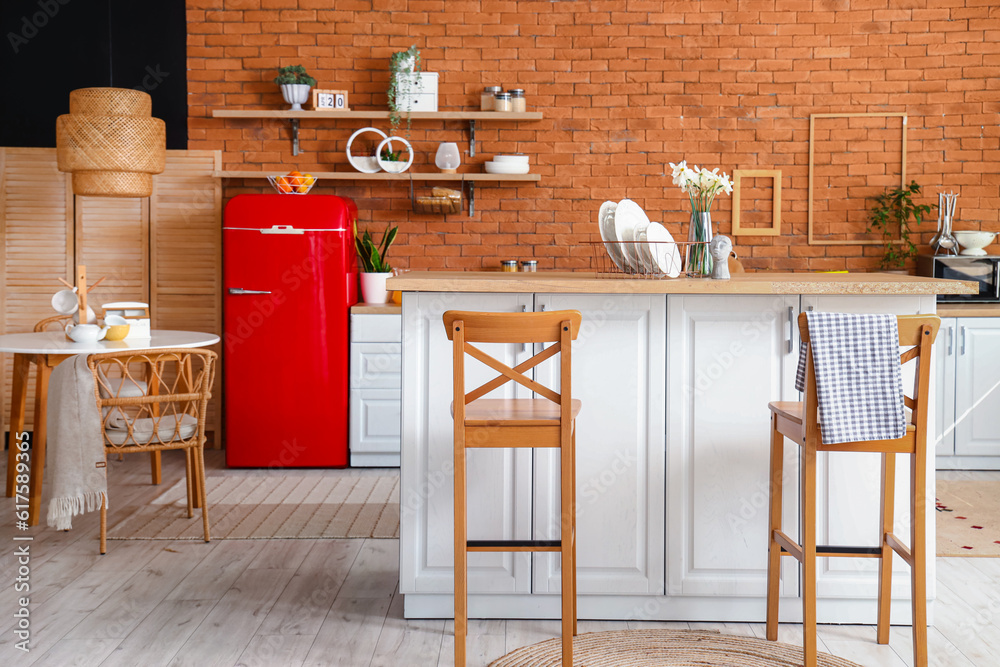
[586,241,710,279]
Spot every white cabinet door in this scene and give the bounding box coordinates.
[532,294,666,595]
[935,318,957,457]
[954,317,1000,457]
[400,292,534,596]
[350,389,402,466]
[667,295,799,598]
[801,295,934,608]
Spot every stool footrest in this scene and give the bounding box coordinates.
[780,544,883,557]
[467,539,561,553]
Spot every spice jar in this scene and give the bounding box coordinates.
[494,92,512,112]
[520,260,537,272]
[481,86,501,111]
[509,89,526,113]
[501,260,518,272]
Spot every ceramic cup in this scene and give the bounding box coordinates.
[103,315,130,341]
[51,288,80,315]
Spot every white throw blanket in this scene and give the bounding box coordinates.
[43,355,107,530]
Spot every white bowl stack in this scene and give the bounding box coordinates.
[485,154,530,175]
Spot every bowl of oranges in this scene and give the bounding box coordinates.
[267,170,316,195]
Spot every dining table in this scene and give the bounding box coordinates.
[1,330,221,526]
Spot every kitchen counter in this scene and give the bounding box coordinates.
[936,303,1000,317]
[350,302,401,314]
[395,277,948,623]
[387,270,976,295]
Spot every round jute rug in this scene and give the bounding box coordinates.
[488,629,864,667]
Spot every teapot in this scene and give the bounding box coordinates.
[65,323,109,343]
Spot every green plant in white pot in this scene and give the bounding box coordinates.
[274,64,317,111]
[355,225,398,303]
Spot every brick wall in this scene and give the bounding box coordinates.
[186,0,999,272]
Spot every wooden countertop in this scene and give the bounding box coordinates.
[386,271,977,296]
[936,304,1000,318]
[351,303,401,314]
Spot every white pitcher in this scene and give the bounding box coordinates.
[65,323,109,343]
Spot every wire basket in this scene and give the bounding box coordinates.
[267,175,316,195]
[586,240,711,278]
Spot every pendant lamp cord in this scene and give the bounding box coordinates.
[107,0,114,86]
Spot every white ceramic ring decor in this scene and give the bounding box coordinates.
[347,127,387,174]
[376,136,414,174]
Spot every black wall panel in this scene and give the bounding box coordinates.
[1,0,187,149]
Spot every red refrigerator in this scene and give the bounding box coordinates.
[223,194,358,467]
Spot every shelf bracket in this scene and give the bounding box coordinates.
[290,119,301,156]
[467,181,475,216]
[468,120,476,158]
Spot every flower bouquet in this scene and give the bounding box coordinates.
[669,161,733,276]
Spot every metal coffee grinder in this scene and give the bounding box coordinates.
[931,191,959,255]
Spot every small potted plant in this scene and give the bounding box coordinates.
[376,136,414,174]
[867,180,935,271]
[356,224,398,303]
[388,45,437,136]
[273,65,317,111]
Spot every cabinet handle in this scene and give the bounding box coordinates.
[228,287,272,295]
[947,326,953,356]
[786,306,794,353]
[961,326,967,355]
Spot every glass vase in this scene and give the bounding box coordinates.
[686,211,714,277]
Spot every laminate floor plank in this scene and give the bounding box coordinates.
[164,539,262,601]
[337,539,399,599]
[166,566,297,667]
[369,586,445,667]
[98,599,215,667]
[64,542,209,641]
[301,596,392,667]
[257,540,363,637]
[234,634,315,667]
[28,637,120,667]
[247,537,318,571]
[817,624,910,667]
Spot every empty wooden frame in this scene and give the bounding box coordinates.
[732,169,782,236]
[808,112,908,245]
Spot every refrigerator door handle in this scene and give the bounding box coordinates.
[228,288,273,295]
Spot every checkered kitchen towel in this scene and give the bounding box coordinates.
[794,312,905,445]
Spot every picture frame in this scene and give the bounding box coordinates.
[312,89,349,111]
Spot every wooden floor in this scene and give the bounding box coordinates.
[0,452,997,666]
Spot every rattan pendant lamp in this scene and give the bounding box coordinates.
[56,87,166,198]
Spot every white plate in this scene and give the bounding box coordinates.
[635,226,655,272]
[598,201,626,271]
[645,222,682,278]
[614,199,650,272]
[484,161,530,175]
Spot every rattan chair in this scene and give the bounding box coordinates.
[765,313,939,667]
[87,348,216,554]
[444,309,582,667]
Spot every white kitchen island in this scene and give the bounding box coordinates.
[387,271,975,624]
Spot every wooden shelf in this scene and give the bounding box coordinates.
[212,109,543,121]
[214,171,540,182]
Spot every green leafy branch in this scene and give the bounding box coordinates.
[388,45,420,136]
[273,64,317,87]
[355,225,398,273]
[866,180,935,270]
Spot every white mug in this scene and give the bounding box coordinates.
[65,323,109,343]
[51,288,79,315]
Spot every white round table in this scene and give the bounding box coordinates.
[1,330,220,525]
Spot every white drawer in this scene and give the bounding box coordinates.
[350,389,401,456]
[350,343,401,389]
[351,313,401,343]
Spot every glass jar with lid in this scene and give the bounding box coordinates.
[494,92,512,112]
[481,86,502,111]
[509,89,526,113]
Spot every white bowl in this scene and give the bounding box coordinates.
[493,154,529,164]
[954,230,997,256]
[484,161,530,175]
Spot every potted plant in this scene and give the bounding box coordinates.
[356,224,399,303]
[273,65,317,111]
[387,45,437,135]
[866,180,935,271]
[376,136,414,174]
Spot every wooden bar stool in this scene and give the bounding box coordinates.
[444,309,582,667]
[765,313,939,667]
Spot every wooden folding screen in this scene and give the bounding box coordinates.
[0,148,223,444]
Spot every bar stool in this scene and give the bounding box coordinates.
[444,309,582,667]
[765,313,939,667]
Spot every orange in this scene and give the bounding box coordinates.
[275,176,293,193]
[286,170,304,187]
[297,174,315,193]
